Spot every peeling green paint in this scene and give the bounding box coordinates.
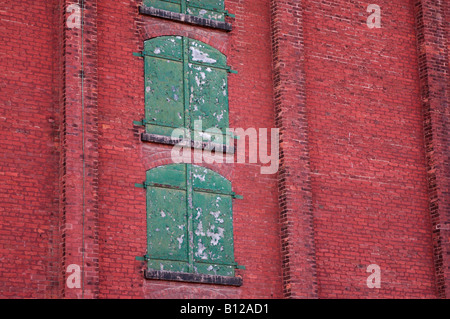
[144,164,239,276]
[142,36,231,145]
[145,0,228,22]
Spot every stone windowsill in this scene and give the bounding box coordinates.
[139,6,232,32]
[145,269,243,286]
[141,132,235,154]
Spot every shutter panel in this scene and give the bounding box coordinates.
[147,162,186,189]
[192,191,234,276]
[186,0,225,22]
[144,0,226,22]
[144,36,185,137]
[191,165,231,193]
[146,164,189,273]
[145,0,182,13]
[188,39,230,145]
[189,65,229,141]
[188,38,227,67]
[191,165,235,276]
[188,0,225,11]
[147,187,189,272]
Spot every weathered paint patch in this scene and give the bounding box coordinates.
[190,47,217,64]
[196,240,208,260]
[195,220,205,236]
[207,225,224,246]
[193,173,206,182]
[177,235,184,249]
[210,211,224,223]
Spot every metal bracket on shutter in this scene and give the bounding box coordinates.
[133,51,144,58]
[136,254,150,262]
[196,261,245,270]
[180,1,235,18]
[224,10,235,18]
[231,192,243,200]
[226,66,238,74]
[133,119,148,126]
[135,182,147,189]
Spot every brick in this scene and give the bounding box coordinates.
[0,0,448,299]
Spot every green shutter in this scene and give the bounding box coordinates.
[144,0,227,22]
[193,191,234,276]
[144,164,239,277]
[146,164,188,272]
[188,38,227,67]
[191,165,231,193]
[142,36,231,145]
[144,36,186,137]
[191,165,234,276]
[144,35,183,60]
[145,0,182,13]
[147,162,187,188]
[188,39,229,144]
[189,64,229,136]
[186,0,225,22]
[147,187,189,272]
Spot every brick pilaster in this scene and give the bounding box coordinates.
[58,0,99,299]
[414,0,450,299]
[270,0,318,299]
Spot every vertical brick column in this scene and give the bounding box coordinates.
[58,0,99,299]
[270,0,318,298]
[414,0,450,299]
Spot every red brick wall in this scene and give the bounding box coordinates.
[0,0,60,298]
[303,0,436,298]
[0,0,448,299]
